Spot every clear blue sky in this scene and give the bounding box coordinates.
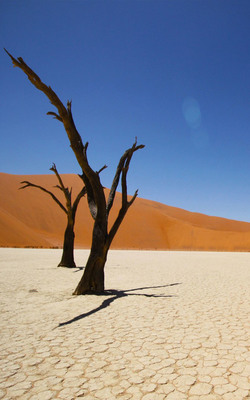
[0,0,250,222]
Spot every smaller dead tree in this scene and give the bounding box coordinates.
[20,164,86,268]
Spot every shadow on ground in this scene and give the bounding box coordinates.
[73,267,85,272]
[58,283,181,327]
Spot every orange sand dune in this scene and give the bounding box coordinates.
[0,172,250,251]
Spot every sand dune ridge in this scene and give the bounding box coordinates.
[0,172,249,251]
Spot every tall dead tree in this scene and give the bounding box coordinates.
[6,49,144,294]
[20,164,86,268]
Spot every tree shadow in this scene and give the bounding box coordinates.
[73,266,85,272]
[57,283,181,328]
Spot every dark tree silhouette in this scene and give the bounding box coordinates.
[20,164,86,268]
[6,49,144,295]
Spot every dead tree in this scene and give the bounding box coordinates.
[20,164,86,268]
[6,49,144,294]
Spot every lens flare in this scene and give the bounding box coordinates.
[182,97,201,129]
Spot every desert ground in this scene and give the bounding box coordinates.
[0,248,249,399]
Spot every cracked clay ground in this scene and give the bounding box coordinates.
[0,249,249,400]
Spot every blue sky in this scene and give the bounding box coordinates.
[0,0,250,222]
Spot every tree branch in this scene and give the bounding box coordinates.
[72,186,87,220]
[78,173,97,220]
[128,189,139,207]
[107,206,129,248]
[5,49,107,226]
[106,139,144,247]
[106,150,130,215]
[50,163,72,211]
[97,165,107,175]
[107,138,144,214]
[19,181,67,214]
[4,49,68,122]
[47,111,63,122]
[107,189,139,248]
[50,163,66,191]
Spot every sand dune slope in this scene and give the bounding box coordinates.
[0,172,250,250]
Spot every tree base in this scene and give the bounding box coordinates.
[72,288,106,295]
[57,262,76,269]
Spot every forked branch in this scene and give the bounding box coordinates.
[78,165,107,220]
[106,139,144,247]
[107,138,144,215]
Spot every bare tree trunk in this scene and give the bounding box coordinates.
[73,248,107,294]
[19,164,86,269]
[57,218,76,268]
[73,221,108,294]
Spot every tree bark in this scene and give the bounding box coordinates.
[73,220,109,294]
[57,218,76,268]
[73,249,107,294]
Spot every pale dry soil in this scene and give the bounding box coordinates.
[0,249,249,400]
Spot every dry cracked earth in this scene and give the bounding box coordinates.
[0,249,249,399]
